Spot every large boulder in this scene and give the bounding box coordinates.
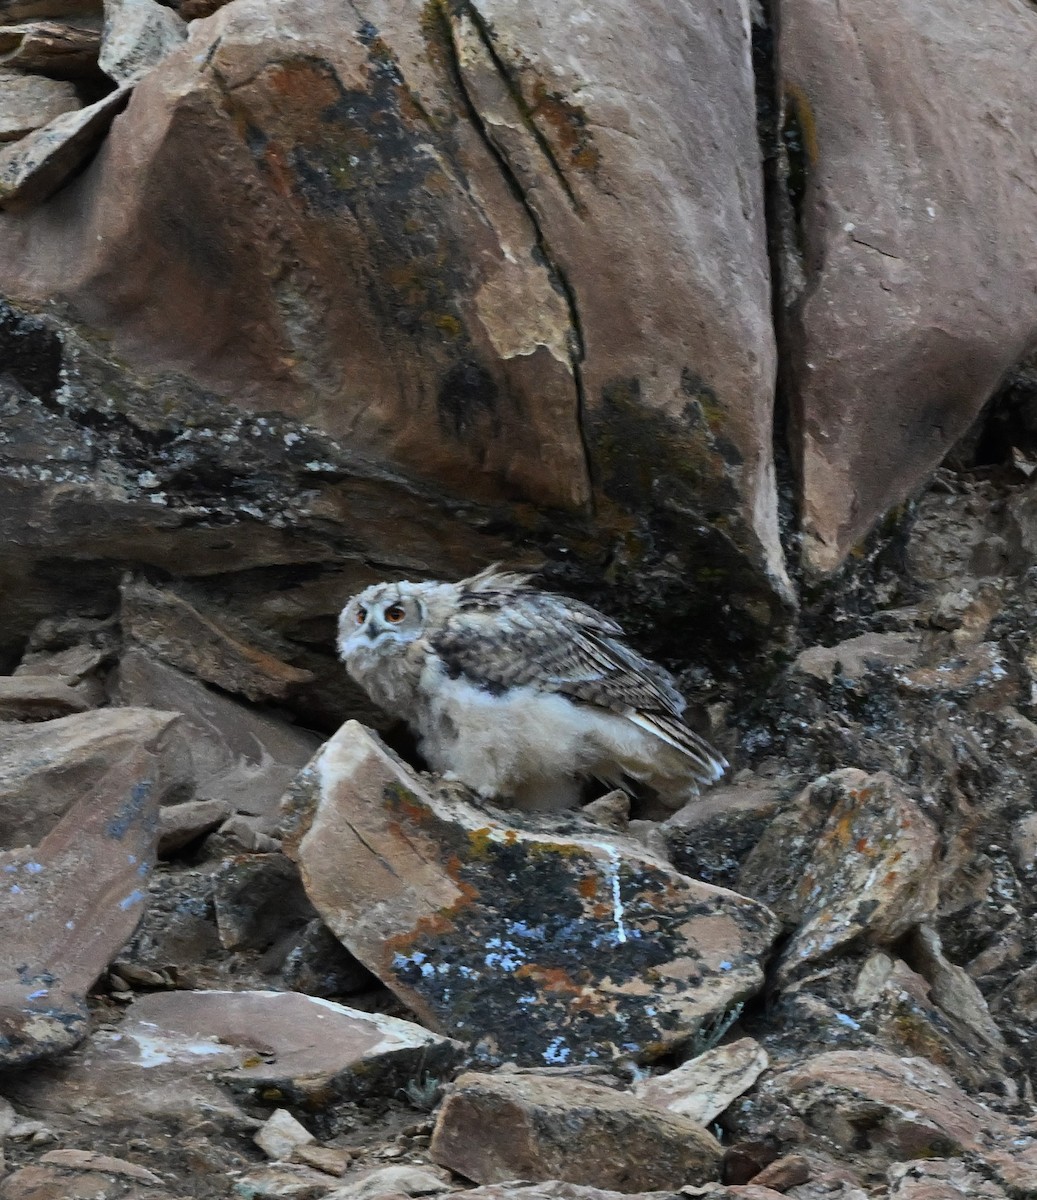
[776,0,1037,574]
[0,0,792,663]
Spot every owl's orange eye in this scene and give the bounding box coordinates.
[355,606,367,624]
[384,604,406,624]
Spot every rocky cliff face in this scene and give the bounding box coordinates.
[2,1,1037,1198]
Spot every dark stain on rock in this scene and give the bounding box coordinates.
[0,300,62,402]
[437,360,501,440]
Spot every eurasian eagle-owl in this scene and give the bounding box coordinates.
[337,567,726,811]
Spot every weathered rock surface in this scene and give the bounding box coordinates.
[99,0,184,83]
[633,1037,769,1126]
[0,706,186,845]
[0,82,128,207]
[0,68,79,141]
[0,673,96,719]
[0,19,102,77]
[0,0,792,647]
[124,989,464,1107]
[738,769,938,981]
[0,708,179,1065]
[430,1070,722,1191]
[114,648,321,817]
[777,0,1037,573]
[286,720,779,1066]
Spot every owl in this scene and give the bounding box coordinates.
[337,567,727,812]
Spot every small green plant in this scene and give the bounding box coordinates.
[689,1000,744,1058]
[399,1073,441,1111]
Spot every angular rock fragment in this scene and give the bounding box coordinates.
[125,990,464,1106]
[286,721,779,1066]
[0,708,179,1065]
[430,1070,722,1191]
[791,633,921,685]
[120,579,314,703]
[0,67,79,141]
[254,1109,316,1162]
[0,21,102,77]
[730,1050,1009,1178]
[886,1158,1008,1199]
[0,706,188,845]
[0,81,128,207]
[99,0,185,84]
[739,769,938,983]
[114,649,321,817]
[633,1037,769,1126]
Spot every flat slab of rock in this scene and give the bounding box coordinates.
[124,989,464,1105]
[99,0,185,84]
[0,67,80,141]
[0,708,179,1066]
[115,649,321,817]
[286,721,779,1066]
[430,1070,722,1191]
[0,81,128,207]
[0,673,95,719]
[633,1037,769,1126]
[120,577,313,703]
[0,706,188,845]
[0,20,102,77]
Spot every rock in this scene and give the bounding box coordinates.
[633,1038,769,1126]
[292,1145,352,1177]
[254,1109,316,1162]
[662,777,789,890]
[99,0,185,84]
[738,769,938,982]
[429,1070,722,1191]
[791,633,921,685]
[229,1164,338,1198]
[886,1158,1009,1199]
[0,706,188,845]
[286,721,779,1066]
[0,673,96,719]
[280,918,376,999]
[157,796,231,855]
[120,578,314,704]
[14,638,112,682]
[0,707,179,1066]
[124,989,464,1107]
[211,853,314,951]
[0,21,101,77]
[0,1164,178,1199]
[37,1149,164,1185]
[0,68,80,141]
[0,81,128,207]
[729,1050,1009,1182]
[324,1165,452,1200]
[776,0,1037,574]
[0,0,101,18]
[114,650,321,818]
[896,642,1017,712]
[0,0,793,649]
[905,925,1005,1056]
[746,1155,810,1192]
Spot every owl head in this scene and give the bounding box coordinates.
[337,581,429,665]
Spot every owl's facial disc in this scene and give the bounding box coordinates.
[337,585,423,663]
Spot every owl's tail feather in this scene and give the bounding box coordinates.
[625,710,728,786]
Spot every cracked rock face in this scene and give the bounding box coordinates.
[0,0,790,647]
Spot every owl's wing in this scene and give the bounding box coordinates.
[430,584,726,782]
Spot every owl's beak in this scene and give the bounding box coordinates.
[364,625,380,639]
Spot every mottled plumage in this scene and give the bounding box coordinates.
[337,567,727,811]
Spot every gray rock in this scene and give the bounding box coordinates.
[633,1038,769,1126]
[99,0,185,83]
[0,68,80,142]
[254,1109,316,1162]
[0,20,102,78]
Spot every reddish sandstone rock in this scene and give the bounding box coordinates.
[0,0,791,638]
[777,0,1037,574]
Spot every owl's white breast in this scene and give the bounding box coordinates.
[413,666,657,808]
